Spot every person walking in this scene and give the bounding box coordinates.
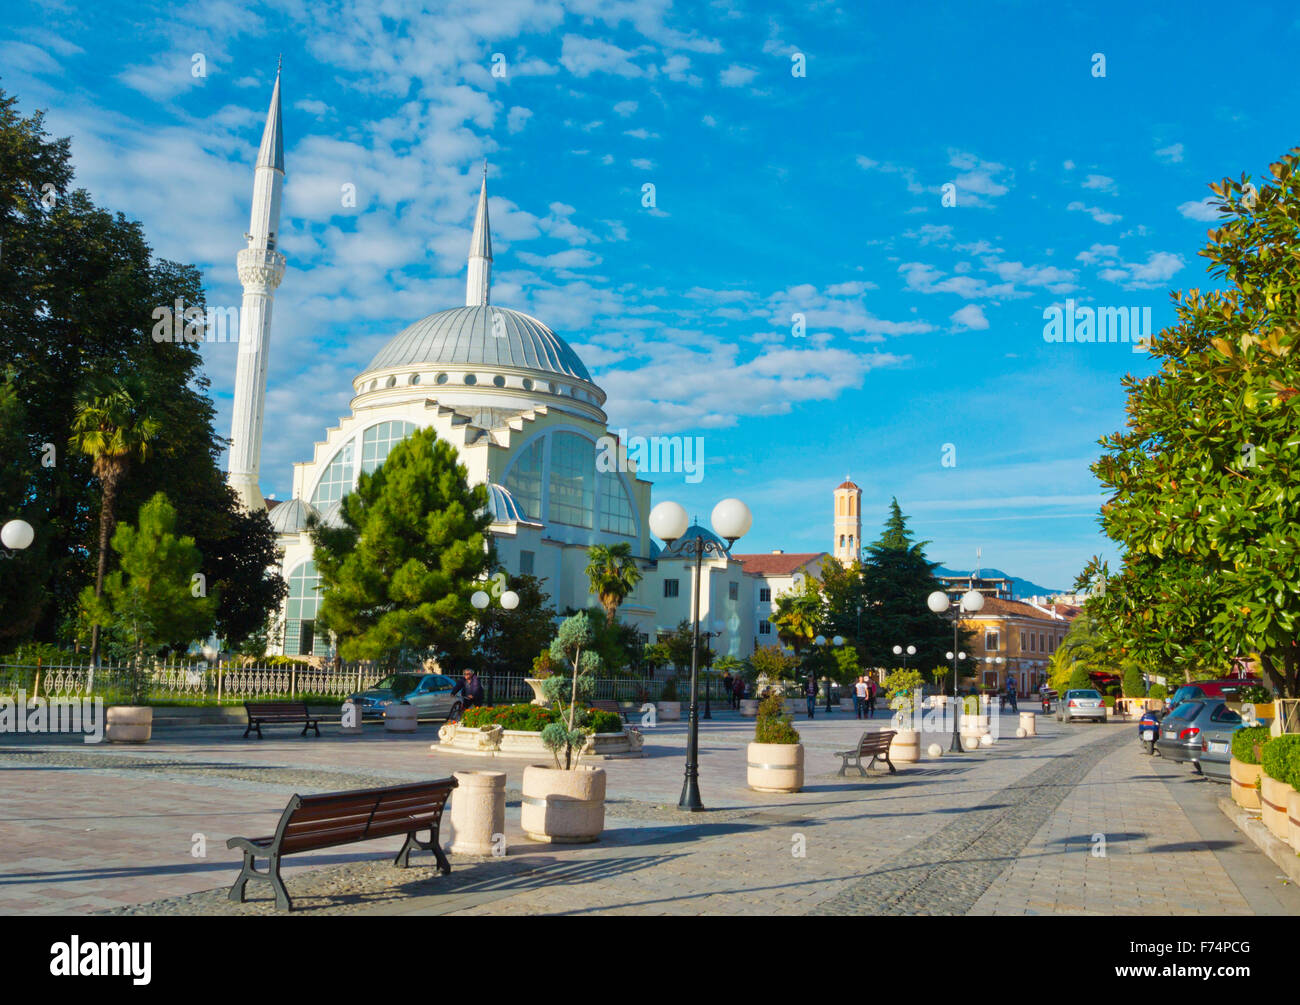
[721,671,734,707]
[866,675,878,718]
[805,673,818,719]
[1005,674,1019,713]
[854,676,868,719]
[731,675,745,710]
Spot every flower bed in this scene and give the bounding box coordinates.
[460,703,622,734]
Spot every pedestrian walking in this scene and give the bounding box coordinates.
[805,673,818,719]
[722,671,734,705]
[854,676,868,719]
[1005,675,1018,713]
[731,675,744,709]
[866,675,878,718]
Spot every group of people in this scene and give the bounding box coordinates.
[720,671,748,710]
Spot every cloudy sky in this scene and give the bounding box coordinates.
[5,0,1298,590]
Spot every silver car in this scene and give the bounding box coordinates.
[347,673,463,721]
[1056,688,1106,723]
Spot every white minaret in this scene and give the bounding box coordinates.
[227,65,286,512]
[465,166,492,307]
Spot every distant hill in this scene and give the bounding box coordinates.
[934,566,1064,601]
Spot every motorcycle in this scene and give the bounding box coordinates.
[1137,708,1161,755]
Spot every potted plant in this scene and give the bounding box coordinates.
[1259,734,1300,843]
[1230,726,1269,809]
[884,669,924,762]
[524,648,556,707]
[747,693,803,793]
[657,676,681,721]
[521,613,607,843]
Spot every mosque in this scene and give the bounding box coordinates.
[225,72,832,664]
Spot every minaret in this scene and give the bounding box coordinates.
[466,166,492,307]
[227,65,287,512]
[833,478,862,564]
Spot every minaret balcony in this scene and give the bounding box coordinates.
[237,247,287,290]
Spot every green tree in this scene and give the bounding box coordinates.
[1089,149,1300,698]
[78,493,216,693]
[1048,606,1117,694]
[769,578,823,658]
[541,612,602,769]
[310,427,492,662]
[469,574,557,678]
[749,643,799,683]
[584,543,643,624]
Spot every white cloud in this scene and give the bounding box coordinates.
[1177,197,1220,222]
[560,36,648,78]
[1093,251,1185,289]
[295,98,329,117]
[506,106,533,134]
[950,304,989,331]
[720,64,759,87]
[1066,201,1122,225]
[1082,174,1116,193]
[613,100,638,117]
[1155,143,1184,164]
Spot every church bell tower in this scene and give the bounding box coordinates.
[833,479,862,564]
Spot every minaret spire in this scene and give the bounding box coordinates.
[466,165,492,307]
[227,66,287,512]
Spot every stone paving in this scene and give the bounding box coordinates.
[2,707,1296,915]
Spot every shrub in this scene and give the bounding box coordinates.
[1102,696,1116,708]
[1148,683,1168,700]
[1067,664,1092,691]
[660,677,679,701]
[754,692,800,744]
[1260,734,1300,789]
[1231,726,1271,765]
[1121,664,1143,698]
[586,708,624,734]
[1235,683,1273,704]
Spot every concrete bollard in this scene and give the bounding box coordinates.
[451,770,507,856]
[1019,711,1037,736]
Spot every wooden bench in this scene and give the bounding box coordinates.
[835,730,897,777]
[243,700,320,739]
[591,699,635,723]
[226,778,458,911]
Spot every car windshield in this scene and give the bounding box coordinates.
[1170,686,1203,703]
[373,674,417,693]
[1069,690,1100,699]
[1166,701,1203,720]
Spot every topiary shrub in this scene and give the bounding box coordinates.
[1148,683,1167,700]
[1260,734,1300,789]
[754,692,800,744]
[585,708,624,734]
[1121,664,1144,698]
[1231,725,1271,765]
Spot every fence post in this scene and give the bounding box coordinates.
[291,664,297,698]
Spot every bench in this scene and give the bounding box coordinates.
[835,730,897,777]
[226,777,458,911]
[591,699,635,723]
[243,700,320,739]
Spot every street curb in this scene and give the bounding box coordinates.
[1217,796,1300,884]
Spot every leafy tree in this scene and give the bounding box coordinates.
[0,371,45,645]
[584,543,643,624]
[541,612,602,769]
[1048,606,1118,694]
[749,643,799,683]
[1089,149,1300,698]
[769,578,824,658]
[310,427,492,661]
[203,501,288,649]
[79,493,216,692]
[469,574,557,678]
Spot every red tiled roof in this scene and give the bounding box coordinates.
[264,498,282,511]
[836,480,860,491]
[733,552,825,576]
[963,596,1075,622]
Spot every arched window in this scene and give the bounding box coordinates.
[839,534,845,548]
[285,561,328,656]
[310,442,354,508]
[600,473,637,537]
[360,421,417,474]
[504,437,544,522]
[549,432,594,528]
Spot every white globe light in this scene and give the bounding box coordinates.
[946,651,954,660]
[927,590,950,614]
[961,589,985,612]
[958,652,967,660]
[832,635,844,647]
[471,590,490,610]
[710,498,752,541]
[710,618,725,634]
[500,590,519,610]
[649,501,689,542]
[907,645,916,656]
[1,519,34,551]
[893,645,902,655]
[814,635,826,646]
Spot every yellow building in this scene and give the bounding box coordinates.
[959,597,1079,692]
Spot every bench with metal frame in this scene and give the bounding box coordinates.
[243,700,321,739]
[590,699,635,723]
[835,729,897,777]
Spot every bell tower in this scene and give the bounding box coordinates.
[833,479,861,564]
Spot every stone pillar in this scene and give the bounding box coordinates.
[451,770,506,856]
[1019,711,1037,736]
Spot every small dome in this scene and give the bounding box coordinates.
[267,497,317,535]
[486,483,540,525]
[318,499,345,529]
[659,521,726,557]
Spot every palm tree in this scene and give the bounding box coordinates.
[769,579,823,659]
[584,542,643,624]
[70,377,161,666]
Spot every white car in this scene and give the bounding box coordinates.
[1056,688,1106,723]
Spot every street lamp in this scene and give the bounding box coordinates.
[699,617,725,720]
[472,585,520,704]
[651,497,751,812]
[813,634,844,713]
[928,588,985,752]
[892,643,917,669]
[0,519,34,560]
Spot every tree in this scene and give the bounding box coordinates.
[1048,606,1118,694]
[541,612,602,769]
[70,376,162,665]
[310,427,492,662]
[769,578,823,658]
[203,500,288,650]
[470,574,557,678]
[78,493,216,690]
[749,643,799,683]
[584,543,643,624]
[1089,149,1300,698]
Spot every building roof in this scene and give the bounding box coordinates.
[962,596,1074,622]
[836,480,860,491]
[732,552,825,576]
[486,483,541,526]
[359,305,592,382]
[469,172,492,265]
[267,497,316,535]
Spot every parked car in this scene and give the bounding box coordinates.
[1056,688,1106,723]
[347,673,463,721]
[1154,698,1241,770]
[1165,678,1260,712]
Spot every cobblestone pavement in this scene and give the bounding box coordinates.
[3,709,1297,915]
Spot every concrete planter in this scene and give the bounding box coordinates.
[656,700,681,721]
[384,704,418,732]
[1230,757,1261,809]
[1260,770,1293,840]
[746,741,804,793]
[892,729,919,763]
[106,706,152,744]
[434,722,642,759]
[1018,711,1037,736]
[523,678,550,707]
[1288,788,1300,855]
[739,699,760,718]
[450,770,506,856]
[521,764,606,843]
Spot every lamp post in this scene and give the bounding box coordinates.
[813,634,844,713]
[0,519,34,560]
[651,497,751,812]
[699,617,724,720]
[892,644,916,670]
[471,585,520,705]
[927,588,985,753]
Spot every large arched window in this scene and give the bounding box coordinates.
[310,443,354,508]
[549,432,595,528]
[504,437,544,521]
[284,561,328,656]
[361,421,417,474]
[600,473,637,537]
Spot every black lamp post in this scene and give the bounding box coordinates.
[471,585,520,706]
[650,498,752,812]
[813,634,844,713]
[927,588,985,753]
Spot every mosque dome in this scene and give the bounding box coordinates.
[267,497,317,535]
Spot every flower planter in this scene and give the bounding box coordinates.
[384,704,418,732]
[1288,788,1300,855]
[105,706,152,744]
[523,678,551,707]
[450,770,506,856]
[892,729,919,763]
[1230,757,1261,810]
[656,700,681,721]
[521,764,606,843]
[738,699,760,718]
[746,741,804,793]
[434,723,641,759]
[1259,770,1293,840]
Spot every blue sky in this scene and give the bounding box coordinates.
[5,0,1299,590]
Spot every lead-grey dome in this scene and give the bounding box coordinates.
[361,305,591,382]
